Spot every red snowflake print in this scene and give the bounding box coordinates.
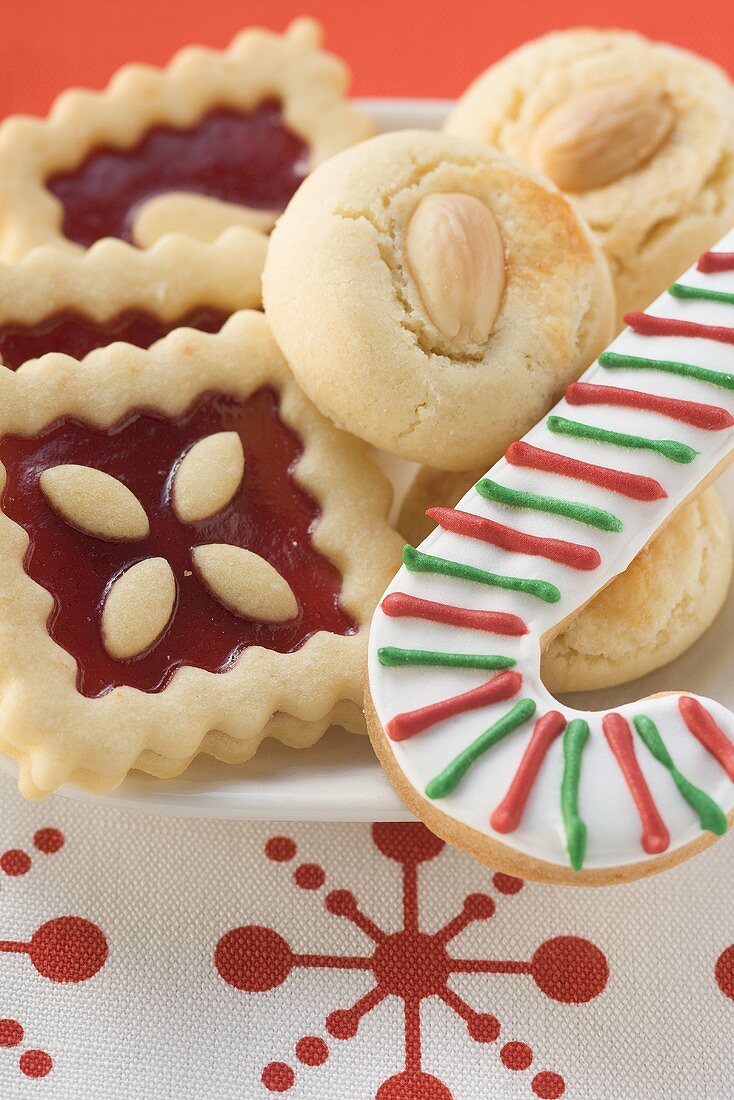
[0,827,65,882]
[215,823,609,1098]
[715,944,734,1001]
[1,827,108,1080]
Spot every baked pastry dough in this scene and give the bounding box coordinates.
[0,230,266,369]
[0,18,372,260]
[0,312,402,798]
[264,129,614,471]
[446,29,734,328]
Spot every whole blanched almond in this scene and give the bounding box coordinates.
[529,82,675,192]
[406,192,505,345]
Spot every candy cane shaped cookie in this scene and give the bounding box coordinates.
[367,231,734,885]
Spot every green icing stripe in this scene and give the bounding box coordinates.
[669,282,734,307]
[425,699,536,799]
[633,714,727,835]
[377,647,515,670]
[476,479,623,533]
[600,350,734,391]
[547,415,698,465]
[561,719,590,871]
[402,545,560,603]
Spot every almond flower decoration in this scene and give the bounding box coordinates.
[39,430,298,662]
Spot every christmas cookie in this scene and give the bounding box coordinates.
[545,487,731,693]
[0,230,265,368]
[0,311,402,799]
[368,233,734,885]
[399,470,732,693]
[263,129,614,471]
[0,18,372,260]
[446,29,734,328]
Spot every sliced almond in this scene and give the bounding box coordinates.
[406,192,505,347]
[529,82,675,192]
[101,557,176,660]
[172,432,245,524]
[40,465,149,541]
[192,544,298,622]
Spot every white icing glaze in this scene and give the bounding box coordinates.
[368,229,734,872]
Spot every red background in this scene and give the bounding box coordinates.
[1,0,733,119]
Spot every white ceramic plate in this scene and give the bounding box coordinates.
[3,98,734,820]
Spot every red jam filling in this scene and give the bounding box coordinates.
[0,388,355,697]
[0,307,230,371]
[47,101,308,247]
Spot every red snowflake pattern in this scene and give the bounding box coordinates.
[0,827,65,882]
[215,822,609,1098]
[715,944,734,1001]
[1,827,108,1079]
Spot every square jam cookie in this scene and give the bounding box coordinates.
[0,19,373,260]
[0,312,401,798]
[0,230,266,369]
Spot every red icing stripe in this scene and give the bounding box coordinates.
[427,506,601,571]
[566,382,734,431]
[380,592,528,636]
[697,252,734,274]
[625,311,734,347]
[506,441,667,502]
[678,696,734,781]
[602,713,670,855]
[386,670,522,742]
[491,711,567,833]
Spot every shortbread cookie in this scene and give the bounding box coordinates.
[0,18,372,260]
[545,487,731,692]
[263,129,614,471]
[0,230,265,368]
[368,233,734,885]
[0,312,402,799]
[446,29,734,328]
[399,468,732,692]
